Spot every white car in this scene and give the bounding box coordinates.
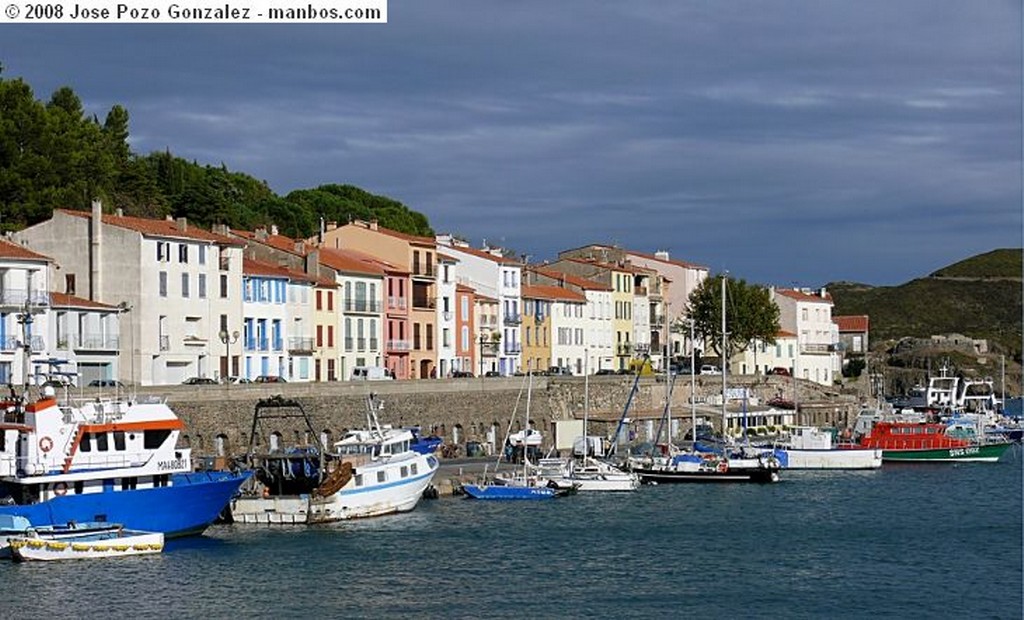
[699,365,721,375]
[222,376,253,384]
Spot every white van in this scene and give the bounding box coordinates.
[351,366,393,381]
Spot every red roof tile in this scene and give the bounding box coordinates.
[346,221,435,246]
[49,292,117,310]
[445,244,520,265]
[833,315,869,332]
[528,266,613,291]
[243,257,316,283]
[0,238,52,262]
[775,288,833,304]
[318,248,386,277]
[59,209,244,246]
[521,284,587,303]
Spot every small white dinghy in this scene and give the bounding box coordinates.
[8,526,164,562]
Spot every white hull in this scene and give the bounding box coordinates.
[9,531,164,561]
[233,452,438,524]
[570,474,640,492]
[777,448,883,470]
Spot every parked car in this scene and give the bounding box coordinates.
[767,367,791,376]
[452,370,475,378]
[254,375,287,383]
[699,365,721,375]
[483,370,501,378]
[182,377,218,385]
[88,379,125,388]
[594,369,616,376]
[548,366,573,376]
[223,376,253,384]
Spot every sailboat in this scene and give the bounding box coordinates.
[542,357,640,492]
[625,275,781,483]
[462,370,577,500]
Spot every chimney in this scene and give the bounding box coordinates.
[213,224,230,236]
[255,226,268,241]
[115,208,124,217]
[305,249,320,276]
[327,221,338,232]
[176,217,188,232]
[90,199,102,301]
[369,219,379,231]
[819,287,828,299]
[270,224,279,236]
[294,240,306,255]
[165,215,174,222]
[654,250,670,261]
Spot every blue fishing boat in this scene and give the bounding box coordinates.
[0,388,249,537]
[461,482,562,500]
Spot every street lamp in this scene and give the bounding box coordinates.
[219,329,240,383]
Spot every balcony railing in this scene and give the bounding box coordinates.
[344,337,354,351]
[386,339,411,351]
[412,264,434,278]
[288,337,314,352]
[800,343,836,354]
[75,334,120,350]
[357,337,367,351]
[369,338,379,350]
[159,335,170,351]
[0,336,44,351]
[504,343,522,355]
[503,314,522,326]
[634,286,648,296]
[616,343,633,356]
[344,299,381,313]
[0,289,51,308]
[387,297,407,311]
[479,317,498,328]
[412,297,436,310]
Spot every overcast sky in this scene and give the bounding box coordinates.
[2,1,1021,286]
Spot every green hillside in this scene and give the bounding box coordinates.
[0,71,433,239]
[829,249,1023,357]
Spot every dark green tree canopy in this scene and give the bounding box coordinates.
[0,74,434,238]
[683,274,780,358]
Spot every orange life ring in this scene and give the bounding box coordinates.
[39,436,54,453]
[717,461,729,474]
[53,481,68,496]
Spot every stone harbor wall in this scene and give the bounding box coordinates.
[116,375,860,456]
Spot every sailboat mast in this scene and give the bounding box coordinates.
[690,317,696,447]
[721,274,727,439]
[524,367,533,478]
[583,351,589,458]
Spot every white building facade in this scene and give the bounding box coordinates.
[0,239,52,386]
[772,288,839,386]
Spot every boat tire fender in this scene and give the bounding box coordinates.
[717,461,728,474]
[39,436,54,453]
[53,481,68,496]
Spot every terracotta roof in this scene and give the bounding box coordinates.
[624,249,707,271]
[49,292,117,310]
[444,244,520,265]
[437,252,460,262]
[475,293,499,303]
[340,248,409,275]
[455,283,475,293]
[528,266,613,292]
[232,229,310,256]
[59,209,244,246]
[833,315,869,332]
[774,288,833,304]
[776,330,798,338]
[521,284,586,303]
[345,221,435,247]
[563,256,643,274]
[243,257,316,283]
[318,248,386,277]
[0,238,52,262]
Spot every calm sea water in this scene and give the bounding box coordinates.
[3,454,1022,619]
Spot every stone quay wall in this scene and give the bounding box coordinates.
[118,375,861,456]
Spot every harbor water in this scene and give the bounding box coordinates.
[3,455,1021,619]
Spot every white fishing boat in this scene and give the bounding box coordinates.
[231,395,439,524]
[764,426,882,470]
[7,525,164,561]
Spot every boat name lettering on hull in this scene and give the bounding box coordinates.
[158,458,188,471]
[948,447,979,458]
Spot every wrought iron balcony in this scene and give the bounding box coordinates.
[387,296,408,311]
[344,299,381,313]
[616,343,633,356]
[503,314,522,326]
[504,343,522,355]
[387,339,411,351]
[0,289,50,308]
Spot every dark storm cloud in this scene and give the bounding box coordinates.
[1,0,1019,285]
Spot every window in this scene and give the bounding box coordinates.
[327,325,334,348]
[144,430,172,450]
[157,242,169,262]
[401,466,409,478]
[327,291,333,311]
[179,244,188,263]
[220,274,228,298]
[198,245,206,264]
[80,433,92,452]
[411,463,418,475]
[198,274,207,299]
[181,273,190,298]
[354,474,363,487]
[377,471,386,483]
[316,325,323,347]
[316,290,323,310]
[96,433,109,452]
[65,274,76,295]
[159,271,168,297]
